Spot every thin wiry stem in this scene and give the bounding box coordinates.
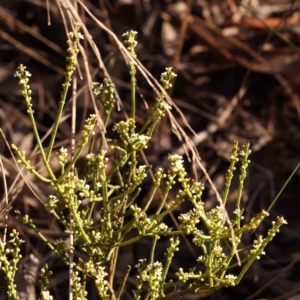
[68,70,77,300]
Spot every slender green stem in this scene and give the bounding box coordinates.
[116,266,131,300]
[69,204,91,244]
[139,101,160,134]
[13,65,56,180]
[100,168,114,243]
[47,79,70,161]
[160,238,179,296]
[87,202,95,222]
[11,146,53,182]
[149,236,158,264]
[107,154,129,182]
[236,144,250,227]
[57,143,87,183]
[46,33,81,161]
[156,284,209,300]
[108,246,119,290]
[267,161,300,212]
[108,185,138,204]
[146,115,162,137]
[116,234,144,247]
[125,187,141,209]
[142,184,160,213]
[153,178,175,218]
[150,199,183,230]
[222,140,238,205]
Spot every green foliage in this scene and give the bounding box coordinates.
[0,27,287,300]
[0,230,23,300]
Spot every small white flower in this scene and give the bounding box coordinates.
[78,32,84,40]
[165,103,172,110]
[225,274,237,280]
[60,147,67,153]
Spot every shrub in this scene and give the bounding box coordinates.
[1,25,286,300]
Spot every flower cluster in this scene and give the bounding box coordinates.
[40,265,53,300]
[14,65,32,111]
[136,261,163,299]
[93,79,115,125]
[0,230,24,299]
[80,114,97,146]
[123,30,138,57]
[112,118,150,151]
[56,147,68,168]
[160,67,177,90]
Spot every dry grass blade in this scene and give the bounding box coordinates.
[0,8,65,55]
[0,28,64,75]
[0,156,9,238]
